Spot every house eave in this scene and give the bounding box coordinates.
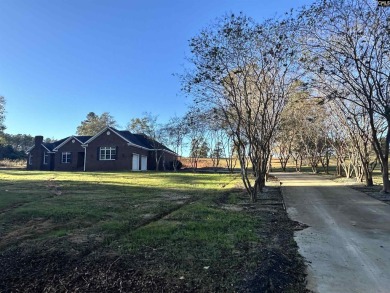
[84,126,153,151]
[83,126,113,144]
[127,142,151,151]
[150,149,178,156]
[53,136,83,151]
[26,145,35,154]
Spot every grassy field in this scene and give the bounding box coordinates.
[0,170,306,292]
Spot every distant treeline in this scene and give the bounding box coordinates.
[0,133,55,160]
[0,134,34,160]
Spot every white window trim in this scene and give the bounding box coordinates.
[99,147,117,160]
[43,152,48,165]
[62,152,71,163]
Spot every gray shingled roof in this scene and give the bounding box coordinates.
[75,136,92,143]
[133,133,174,153]
[41,136,92,152]
[117,130,146,147]
[116,129,174,153]
[42,137,68,152]
[32,128,175,154]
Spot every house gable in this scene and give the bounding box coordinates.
[83,127,151,151]
[53,136,84,152]
[83,127,149,171]
[53,137,86,171]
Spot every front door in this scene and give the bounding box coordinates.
[132,154,140,171]
[77,152,85,170]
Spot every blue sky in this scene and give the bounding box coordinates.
[0,0,314,139]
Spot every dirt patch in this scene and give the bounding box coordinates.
[67,233,104,245]
[160,193,191,201]
[142,213,156,219]
[221,204,243,212]
[135,196,199,230]
[0,218,57,248]
[46,178,63,196]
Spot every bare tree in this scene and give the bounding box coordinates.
[183,109,208,171]
[163,115,188,171]
[275,82,308,171]
[184,14,299,201]
[298,0,390,191]
[128,113,165,171]
[327,107,355,178]
[299,114,328,174]
[277,82,330,173]
[203,114,226,170]
[0,96,5,134]
[222,132,238,173]
[209,135,223,170]
[329,100,381,185]
[274,136,291,172]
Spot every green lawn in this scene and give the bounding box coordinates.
[0,171,243,246]
[0,170,306,292]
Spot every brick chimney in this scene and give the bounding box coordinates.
[34,135,43,147]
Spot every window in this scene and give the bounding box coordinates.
[62,152,71,163]
[29,154,33,165]
[99,147,117,160]
[43,152,48,165]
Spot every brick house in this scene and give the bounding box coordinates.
[27,127,177,171]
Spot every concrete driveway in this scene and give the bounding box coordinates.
[277,172,390,293]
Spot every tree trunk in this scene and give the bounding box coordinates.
[381,162,390,193]
[279,157,287,171]
[354,165,363,182]
[362,163,374,187]
[366,177,373,187]
[336,157,341,176]
[282,159,287,171]
[325,153,330,174]
[258,174,265,192]
[251,185,257,203]
[299,156,303,172]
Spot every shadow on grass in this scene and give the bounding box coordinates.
[0,171,308,292]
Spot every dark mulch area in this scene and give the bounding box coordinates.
[349,185,390,205]
[0,247,194,293]
[0,186,308,293]
[238,186,308,293]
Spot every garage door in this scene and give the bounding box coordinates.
[132,154,140,171]
[141,155,147,171]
